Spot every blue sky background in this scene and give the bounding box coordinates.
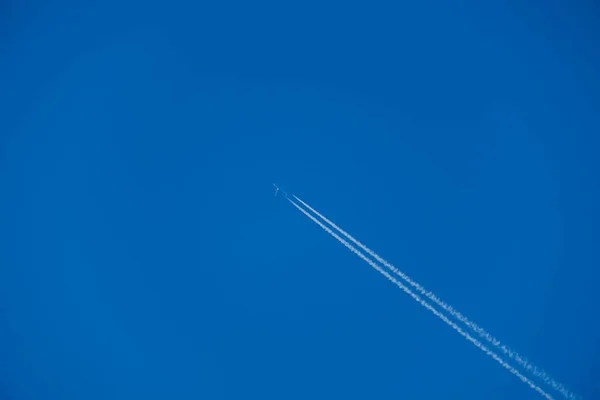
[1,1,599,399]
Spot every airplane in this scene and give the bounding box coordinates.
[272,183,280,196]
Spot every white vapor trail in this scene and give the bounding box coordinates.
[286,197,553,400]
[292,195,577,400]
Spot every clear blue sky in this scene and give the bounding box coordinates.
[1,1,599,399]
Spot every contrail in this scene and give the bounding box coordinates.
[292,195,577,400]
[286,197,553,400]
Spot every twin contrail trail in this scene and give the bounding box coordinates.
[283,192,579,399]
[290,195,577,400]
[285,197,553,400]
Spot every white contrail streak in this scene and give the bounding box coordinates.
[292,195,577,400]
[286,197,553,400]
